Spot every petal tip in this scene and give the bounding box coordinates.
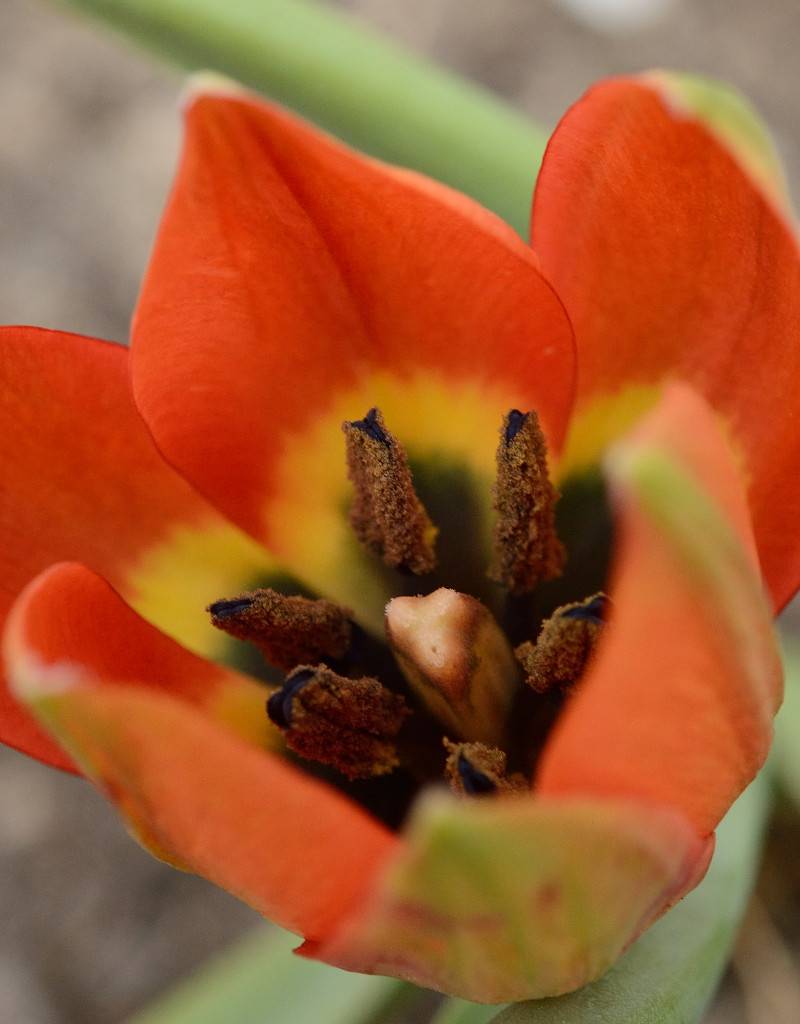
[181,72,248,113]
[638,70,792,215]
[5,648,83,704]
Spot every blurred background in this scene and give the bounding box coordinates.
[2,1,800,1020]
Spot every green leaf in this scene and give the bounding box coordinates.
[55,0,546,236]
[487,771,770,1024]
[130,926,411,1024]
[773,636,800,806]
[431,1000,504,1024]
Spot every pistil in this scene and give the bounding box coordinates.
[266,664,410,779]
[386,587,520,745]
[343,407,438,574]
[489,409,564,594]
[208,589,352,672]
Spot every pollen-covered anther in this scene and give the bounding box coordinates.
[386,587,520,745]
[516,593,610,694]
[489,408,565,595]
[265,664,411,780]
[443,739,527,797]
[207,589,352,672]
[343,407,437,575]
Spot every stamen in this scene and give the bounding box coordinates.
[443,739,526,797]
[515,593,610,694]
[385,587,519,746]
[208,589,352,672]
[266,664,411,780]
[489,409,564,595]
[343,407,437,575]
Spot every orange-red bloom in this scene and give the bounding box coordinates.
[0,74,795,1001]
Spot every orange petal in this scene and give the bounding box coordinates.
[533,75,800,609]
[6,562,274,749]
[131,85,575,552]
[537,384,782,836]
[310,790,710,1002]
[4,574,397,940]
[0,326,272,769]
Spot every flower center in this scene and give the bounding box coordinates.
[208,407,611,827]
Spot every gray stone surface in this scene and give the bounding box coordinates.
[1,0,798,1020]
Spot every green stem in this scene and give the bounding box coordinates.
[431,999,504,1024]
[55,0,547,236]
[129,926,412,1024]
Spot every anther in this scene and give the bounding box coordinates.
[443,739,526,797]
[386,587,519,746]
[343,407,437,575]
[265,668,316,728]
[266,664,411,780]
[489,409,564,595]
[515,592,610,694]
[350,407,391,446]
[560,593,609,623]
[208,589,352,672]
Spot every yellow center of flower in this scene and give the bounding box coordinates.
[208,406,611,824]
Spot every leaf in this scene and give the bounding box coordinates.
[130,926,410,1024]
[773,636,800,806]
[431,1000,504,1024]
[486,771,770,1024]
[55,0,546,236]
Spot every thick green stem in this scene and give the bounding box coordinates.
[129,926,412,1024]
[56,0,547,236]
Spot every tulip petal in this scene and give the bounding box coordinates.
[0,326,276,768]
[131,87,575,623]
[493,772,769,1024]
[644,72,792,214]
[537,385,782,836]
[310,790,710,1003]
[4,576,397,940]
[533,74,800,609]
[6,562,276,749]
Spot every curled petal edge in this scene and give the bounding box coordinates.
[4,563,399,941]
[539,384,782,837]
[307,790,712,1003]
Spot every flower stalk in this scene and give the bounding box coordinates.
[58,0,548,234]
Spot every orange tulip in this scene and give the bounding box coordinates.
[0,74,794,1001]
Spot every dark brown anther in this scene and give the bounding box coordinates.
[489,409,564,595]
[343,407,437,575]
[207,589,352,672]
[443,739,527,797]
[266,664,411,780]
[515,593,609,694]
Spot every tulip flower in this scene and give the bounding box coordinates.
[0,72,795,1002]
